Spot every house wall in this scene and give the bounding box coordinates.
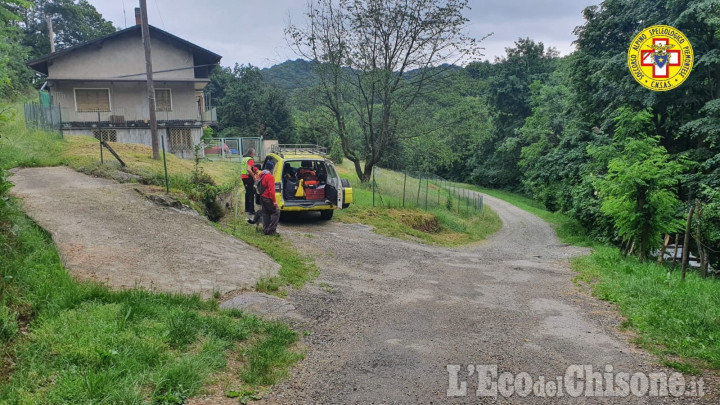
[48,31,194,80]
[66,127,203,159]
[50,81,200,122]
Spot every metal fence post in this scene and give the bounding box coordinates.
[466,190,469,214]
[416,174,422,207]
[372,168,376,207]
[402,171,407,208]
[161,135,169,193]
[97,111,103,164]
[424,177,429,211]
[58,104,63,138]
[456,187,459,214]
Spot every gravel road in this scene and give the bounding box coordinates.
[258,192,717,404]
[9,167,279,297]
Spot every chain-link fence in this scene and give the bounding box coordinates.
[24,103,62,134]
[368,167,483,214]
[203,137,262,160]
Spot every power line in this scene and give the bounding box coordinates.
[121,0,127,28]
[154,0,166,31]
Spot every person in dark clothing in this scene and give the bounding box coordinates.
[240,149,256,216]
[259,161,280,236]
[247,164,263,227]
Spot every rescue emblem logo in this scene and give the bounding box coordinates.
[627,25,693,91]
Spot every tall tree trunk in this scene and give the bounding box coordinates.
[637,187,650,260]
[681,203,696,281]
[694,200,706,278]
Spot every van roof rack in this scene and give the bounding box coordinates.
[270,144,327,156]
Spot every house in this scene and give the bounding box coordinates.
[27,10,221,158]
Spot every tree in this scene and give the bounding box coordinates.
[15,0,115,59]
[466,38,558,189]
[1,0,28,23]
[0,0,31,99]
[590,108,685,260]
[287,0,483,182]
[216,64,294,142]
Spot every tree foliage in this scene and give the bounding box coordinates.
[0,0,114,97]
[466,38,559,188]
[213,64,294,142]
[287,0,482,181]
[0,0,31,98]
[15,0,116,59]
[590,109,685,260]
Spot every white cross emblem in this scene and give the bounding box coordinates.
[641,38,681,78]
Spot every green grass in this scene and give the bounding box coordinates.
[335,162,502,246]
[0,103,239,188]
[573,246,720,372]
[0,198,301,403]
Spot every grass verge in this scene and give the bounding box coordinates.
[0,106,239,188]
[334,162,502,246]
[220,218,318,294]
[573,247,720,373]
[0,197,302,403]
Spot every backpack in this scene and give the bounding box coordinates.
[254,174,266,195]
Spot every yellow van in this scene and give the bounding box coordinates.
[262,145,352,220]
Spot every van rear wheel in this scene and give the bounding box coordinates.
[320,210,334,220]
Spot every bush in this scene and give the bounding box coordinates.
[187,145,224,221]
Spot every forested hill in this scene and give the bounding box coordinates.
[260,59,317,91]
[260,59,463,91]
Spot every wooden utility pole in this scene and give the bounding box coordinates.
[47,17,55,53]
[139,0,159,160]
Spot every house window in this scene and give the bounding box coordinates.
[93,129,117,142]
[75,88,110,112]
[167,128,193,152]
[155,88,172,112]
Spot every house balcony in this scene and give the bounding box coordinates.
[201,107,217,123]
[58,106,217,130]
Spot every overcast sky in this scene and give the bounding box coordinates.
[89,0,600,68]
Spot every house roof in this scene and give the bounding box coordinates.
[27,24,222,76]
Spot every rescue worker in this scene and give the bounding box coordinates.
[259,161,280,236]
[240,148,256,216]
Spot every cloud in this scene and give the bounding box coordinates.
[89,0,597,68]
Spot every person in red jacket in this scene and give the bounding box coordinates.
[259,161,280,236]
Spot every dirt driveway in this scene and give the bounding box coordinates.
[259,193,716,404]
[10,167,279,297]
